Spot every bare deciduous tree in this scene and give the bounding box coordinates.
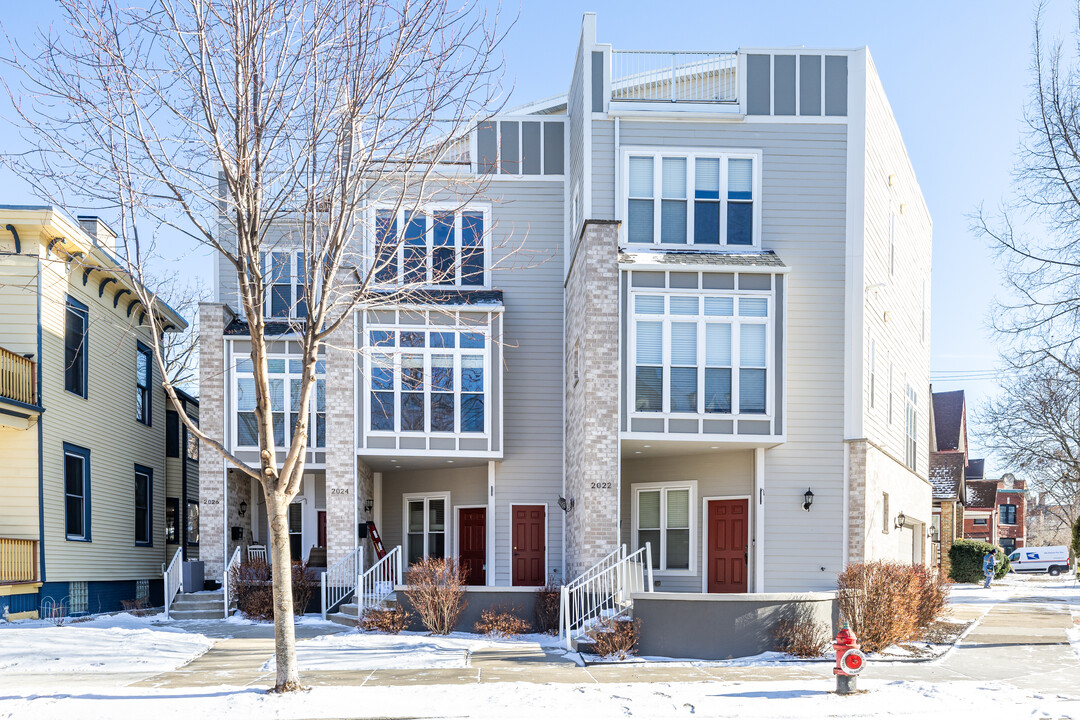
[2,0,506,692]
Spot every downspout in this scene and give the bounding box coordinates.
[36,253,46,585]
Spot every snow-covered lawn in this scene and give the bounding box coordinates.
[0,612,213,673]
[269,630,564,671]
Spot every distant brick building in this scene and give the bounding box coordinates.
[963,479,999,545]
[994,474,1026,554]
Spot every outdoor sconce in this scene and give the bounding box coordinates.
[929,525,939,542]
[238,500,247,517]
[364,498,374,514]
[802,488,814,512]
[895,511,907,529]
[558,496,575,512]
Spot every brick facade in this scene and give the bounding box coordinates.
[846,442,867,563]
[848,441,931,566]
[197,302,230,581]
[563,220,621,577]
[995,474,1026,552]
[325,308,357,568]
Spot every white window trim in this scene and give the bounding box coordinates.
[232,351,326,450]
[620,147,763,248]
[368,204,492,289]
[628,289,773,421]
[363,313,493,440]
[403,492,451,563]
[631,480,697,576]
[699,494,752,593]
[904,383,918,470]
[263,249,309,320]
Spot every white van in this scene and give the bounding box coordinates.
[1007,546,1072,576]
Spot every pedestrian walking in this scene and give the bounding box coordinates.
[983,549,997,588]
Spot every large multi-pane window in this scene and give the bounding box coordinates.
[374,207,487,287]
[136,342,152,425]
[626,152,758,247]
[63,443,91,541]
[235,355,326,448]
[634,484,693,572]
[1000,504,1017,525]
[134,465,153,546]
[905,384,918,470]
[632,292,769,416]
[65,296,89,397]
[366,325,487,436]
[405,495,447,565]
[262,250,307,319]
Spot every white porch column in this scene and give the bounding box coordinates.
[753,447,766,593]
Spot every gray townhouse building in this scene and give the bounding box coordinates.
[196,14,933,614]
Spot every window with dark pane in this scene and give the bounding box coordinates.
[727,158,754,245]
[375,209,398,283]
[460,211,484,286]
[134,466,152,546]
[136,342,152,425]
[432,212,456,284]
[403,212,427,284]
[65,297,88,397]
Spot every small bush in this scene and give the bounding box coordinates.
[534,574,561,635]
[291,559,317,616]
[359,606,411,634]
[231,557,275,621]
[911,565,951,630]
[121,598,153,617]
[587,616,640,660]
[772,606,829,658]
[1071,515,1080,569]
[948,540,1009,583]
[475,606,532,637]
[837,561,919,653]
[404,557,467,635]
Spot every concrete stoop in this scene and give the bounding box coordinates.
[327,593,400,628]
[169,591,226,620]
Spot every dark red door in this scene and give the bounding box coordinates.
[317,511,327,548]
[512,505,545,586]
[707,499,748,593]
[459,508,487,585]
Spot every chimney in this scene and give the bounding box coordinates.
[77,216,118,254]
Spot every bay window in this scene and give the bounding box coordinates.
[634,483,694,572]
[235,355,326,448]
[373,207,488,287]
[626,151,759,247]
[631,291,769,417]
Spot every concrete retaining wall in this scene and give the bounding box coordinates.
[394,586,541,634]
[632,591,839,660]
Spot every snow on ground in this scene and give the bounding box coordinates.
[0,612,213,673]
[1,678,1079,720]
[222,612,341,627]
[267,630,564,671]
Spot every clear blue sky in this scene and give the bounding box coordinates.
[0,0,1067,469]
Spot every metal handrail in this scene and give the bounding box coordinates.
[223,545,241,618]
[321,546,364,620]
[163,548,184,620]
[357,545,403,613]
[612,50,738,103]
[560,543,654,651]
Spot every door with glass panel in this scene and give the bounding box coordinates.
[406,496,447,565]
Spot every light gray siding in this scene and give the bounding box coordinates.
[565,22,588,266]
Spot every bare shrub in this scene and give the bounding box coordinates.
[772,605,829,657]
[587,616,640,660]
[291,560,317,616]
[911,565,951,630]
[230,558,275,621]
[359,606,412,634]
[534,574,561,635]
[404,558,467,635]
[837,561,919,653]
[475,606,532,637]
[121,598,153,617]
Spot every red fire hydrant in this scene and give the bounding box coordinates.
[833,623,867,695]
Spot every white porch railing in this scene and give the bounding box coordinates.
[223,545,241,619]
[612,50,738,103]
[321,546,364,620]
[559,543,654,651]
[163,548,184,620]
[357,545,403,613]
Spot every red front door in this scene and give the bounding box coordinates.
[512,505,545,586]
[707,499,749,593]
[459,508,487,585]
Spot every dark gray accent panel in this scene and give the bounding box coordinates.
[500,121,520,174]
[460,438,488,451]
[397,589,541,632]
[634,594,838,660]
[430,438,455,450]
[824,55,848,117]
[522,122,542,175]
[799,55,822,116]
[774,275,784,435]
[477,122,497,174]
[773,55,796,116]
[702,273,735,289]
[702,419,734,434]
[592,51,605,112]
[746,55,772,115]
[543,122,565,175]
[668,273,699,289]
[668,419,699,433]
[738,273,772,291]
[621,272,629,433]
[738,420,771,435]
[630,271,665,288]
[631,418,664,432]
[367,437,395,449]
[400,437,426,450]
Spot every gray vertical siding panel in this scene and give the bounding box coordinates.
[799,55,822,116]
[773,55,796,116]
[825,56,848,117]
[746,55,772,115]
[477,122,498,174]
[544,122,565,176]
[500,121,520,174]
[774,275,784,435]
[591,51,606,112]
[566,40,586,261]
[592,120,615,220]
[522,122,542,175]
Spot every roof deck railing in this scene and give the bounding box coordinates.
[0,347,35,406]
[612,50,738,104]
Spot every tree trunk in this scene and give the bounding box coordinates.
[268,496,302,692]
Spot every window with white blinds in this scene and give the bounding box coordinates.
[631,291,770,417]
[634,484,695,572]
[626,150,759,247]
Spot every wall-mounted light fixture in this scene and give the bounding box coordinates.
[364,498,374,514]
[238,500,247,517]
[558,496,575,512]
[802,488,814,512]
[895,511,907,530]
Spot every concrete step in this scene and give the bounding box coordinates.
[168,608,226,620]
[339,603,359,617]
[328,611,358,628]
[170,599,225,612]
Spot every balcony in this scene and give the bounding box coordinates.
[612,51,738,104]
[0,347,35,407]
[0,538,39,584]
